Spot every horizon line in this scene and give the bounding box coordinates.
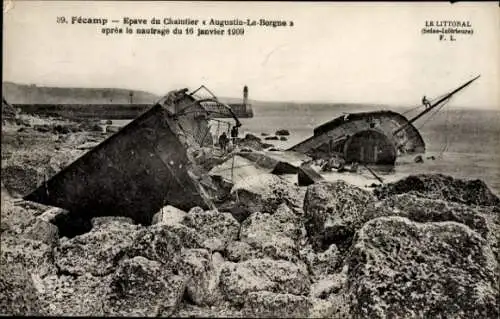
[3,80,498,110]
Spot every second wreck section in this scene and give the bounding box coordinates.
[289,110,425,165]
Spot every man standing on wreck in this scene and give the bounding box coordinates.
[422,95,432,109]
[219,132,229,152]
[230,125,240,146]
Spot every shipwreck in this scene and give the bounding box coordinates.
[24,86,245,232]
[289,75,480,166]
[23,76,480,235]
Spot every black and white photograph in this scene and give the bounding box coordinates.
[1,1,499,317]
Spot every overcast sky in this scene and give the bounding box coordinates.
[3,1,499,108]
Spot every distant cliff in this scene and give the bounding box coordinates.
[2,82,160,105]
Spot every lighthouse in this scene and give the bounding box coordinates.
[243,85,248,105]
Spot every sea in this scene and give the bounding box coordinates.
[112,103,500,194]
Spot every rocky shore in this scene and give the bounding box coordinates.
[1,114,499,317]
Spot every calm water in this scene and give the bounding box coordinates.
[111,104,500,194]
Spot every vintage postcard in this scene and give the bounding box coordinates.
[2,1,499,317]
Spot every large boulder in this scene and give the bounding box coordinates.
[126,224,182,269]
[151,205,187,225]
[177,249,224,306]
[374,174,500,207]
[370,193,500,261]
[300,243,340,280]
[347,216,498,318]
[1,234,56,278]
[371,193,490,238]
[308,293,351,318]
[21,218,59,247]
[38,207,70,224]
[37,273,113,316]
[309,270,347,299]
[219,258,310,306]
[47,149,85,173]
[91,216,135,228]
[55,219,141,276]
[241,291,311,318]
[303,180,376,251]
[0,257,44,316]
[161,223,205,249]
[174,301,243,318]
[0,201,36,234]
[181,209,240,251]
[225,240,256,262]
[1,165,42,197]
[231,174,305,216]
[107,256,186,316]
[239,204,306,262]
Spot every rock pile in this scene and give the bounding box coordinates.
[1,173,498,318]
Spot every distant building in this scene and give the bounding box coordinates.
[243,85,248,105]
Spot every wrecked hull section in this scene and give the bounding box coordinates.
[24,93,218,226]
[289,110,425,165]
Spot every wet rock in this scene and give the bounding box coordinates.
[76,142,99,150]
[374,174,500,207]
[310,271,347,299]
[22,218,59,247]
[38,207,70,224]
[241,291,311,318]
[38,273,112,316]
[244,133,261,141]
[174,301,243,318]
[91,216,135,228]
[303,180,375,251]
[0,257,44,316]
[34,124,51,132]
[52,124,73,135]
[275,129,290,136]
[298,164,324,186]
[370,194,490,238]
[0,202,36,234]
[217,201,253,223]
[300,243,340,280]
[78,121,103,132]
[48,149,85,172]
[126,224,182,268]
[264,136,279,141]
[414,155,424,163]
[219,258,310,306]
[162,224,205,249]
[0,220,11,234]
[106,125,122,134]
[152,205,187,225]
[108,256,186,316]
[309,294,351,319]
[1,235,56,278]
[225,240,256,262]
[231,174,304,216]
[347,216,498,319]
[239,204,306,262]
[55,219,141,276]
[182,209,240,251]
[178,249,224,306]
[239,134,272,151]
[478,208,500,262]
